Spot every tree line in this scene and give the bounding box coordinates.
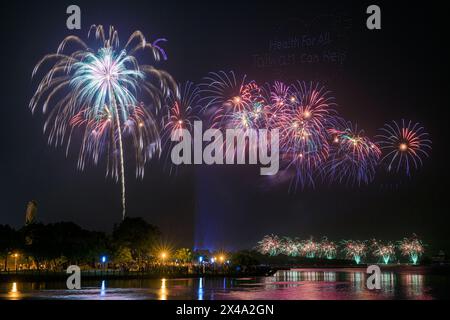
[0,217,162,271]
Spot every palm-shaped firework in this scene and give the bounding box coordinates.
[371,239,396,264]
[342,240,367,264]
[398,234,425,264]
[319,237,338,259]
[30,25,177,219]
[301,237,319,258]
[256,234,281,256]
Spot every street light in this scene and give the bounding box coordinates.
[100,256,107,274]
[160,251,168,265]
[12,253,19,271]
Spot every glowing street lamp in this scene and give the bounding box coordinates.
[12,253,19,271]
[100,256,107,274]
[160,251,168,264]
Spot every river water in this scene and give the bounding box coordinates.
[1,267,449,300]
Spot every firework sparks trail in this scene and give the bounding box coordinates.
[256,234,282,256]
[342,240,367,264]
[280,237,302,256]
[276,81,336,189]
[30,25,177,219]
[161,81,201,174]
[227,82,269,131]
[255,235,426,266]
[371,239,396,264]
[199,71,272,162]
[325,120,381,186]
[301,237,319,258]
[260,81,290,132]
[377,119,432,176]
[198,72,432,189]
[398,235,425,264]
[199,71,268,130]
[319,237,338,259]
[199,71,249,123]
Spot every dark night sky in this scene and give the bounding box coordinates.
[0,1,448,252]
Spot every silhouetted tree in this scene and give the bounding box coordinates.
[231,250,260,267]
[0,225,20,271]
[113,246,133,265]
[112,217,161,263]
[19,222,110,269]
[174,248,192,263]
[49,222,109,266]
[20,223,56,269]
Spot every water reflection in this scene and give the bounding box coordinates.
[324,271,336,282]
[269,269,433,300]
[198,278,203,300]
[159,278,167,300]
[349,272,364,292]
[8,282,20,300]
[381,272,395,292]
[100,280,106,297]
[0,268,441,300]
[277,270,338,282]
[402,274,425,298]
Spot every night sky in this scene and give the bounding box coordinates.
[1,1,448,252]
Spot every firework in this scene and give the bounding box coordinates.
[30,25,176,219]
[342,240,367,264]
[372,239,395,264]
[319,237,338,259]
[199,71,252,111]
[199,71,268,130]
[199,71,272,166]
[325,121,381,186]
[265,81,292,107]
[256,234,281,256]
[277,81,336,188]
[161,81,201,174]
[301,237,319,258]
[280,237,302,256]
[198,73,433,191]
[262,81,292,129]
[398,235,424,264]
[377,119,432,176]
[227,97,268,131]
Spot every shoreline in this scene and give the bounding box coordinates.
[1,264,449,282]
[0,271,274,282]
